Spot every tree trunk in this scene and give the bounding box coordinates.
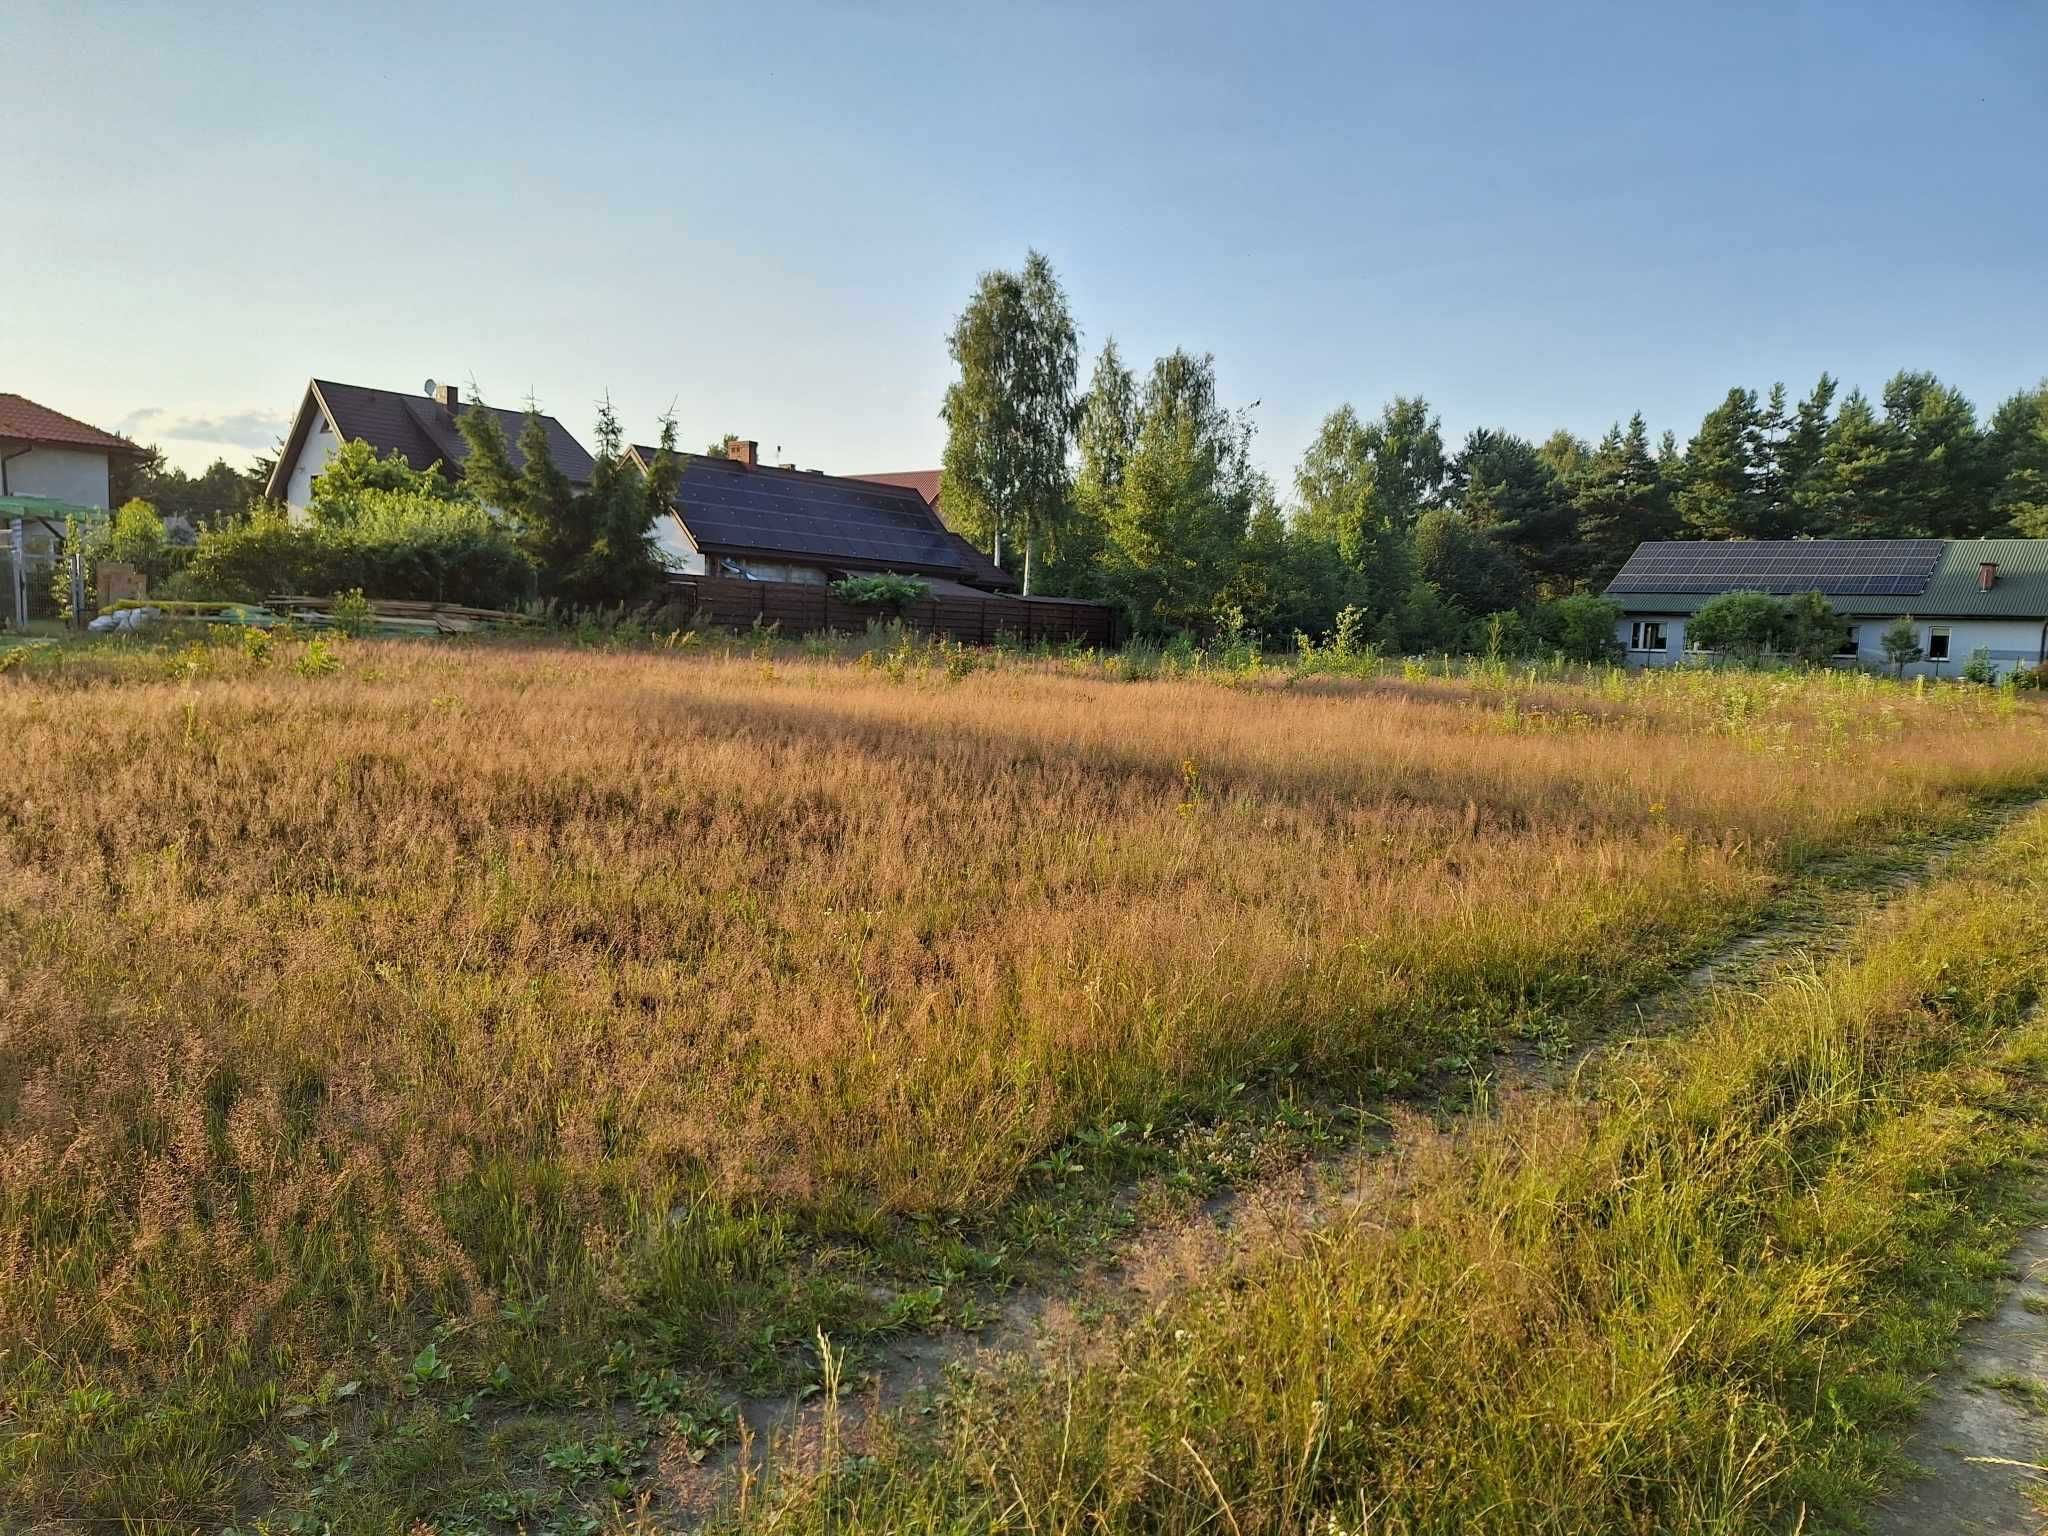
[1022,529,1035,596]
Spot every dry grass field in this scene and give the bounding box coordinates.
[5,631,2048,1530]
[736,803,2048,1536]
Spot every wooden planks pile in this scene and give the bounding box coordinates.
[669,575,1121,648]
[266,596,530,635]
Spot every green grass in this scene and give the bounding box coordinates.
[5,638,2048,1533]
[717,806,2048,1536]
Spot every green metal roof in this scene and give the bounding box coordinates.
[0,494,106,522]
[1608,539,2048,618]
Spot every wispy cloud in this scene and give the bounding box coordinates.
[118,407,291,451]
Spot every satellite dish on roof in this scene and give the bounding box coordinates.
[423,378,437,397]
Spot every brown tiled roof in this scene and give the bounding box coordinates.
[0,392,144,454]
[852,469,942,506]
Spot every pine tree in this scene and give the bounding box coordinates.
[1880,371,1989,535]
[1805,389,1897,537]
[1445,428,1574,592]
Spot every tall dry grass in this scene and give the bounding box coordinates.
[2,637,2044,1523]
[729,800,2048,1536]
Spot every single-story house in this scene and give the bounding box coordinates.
[1605,538,2048,677]
[266,379,595,515]
[625,438,1016,591]
[1,391,147,510]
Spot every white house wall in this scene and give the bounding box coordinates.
[655,512,705,574]
[281,417,341,518]
[1875,617,2048,677]
[1616,612,2048,678]
[5,445,111,509]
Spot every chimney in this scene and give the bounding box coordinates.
[726,438,758,468]
[434,383,459,410]
[1980,560,1999,591]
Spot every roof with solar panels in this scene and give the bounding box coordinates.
[1604,539,2048,618]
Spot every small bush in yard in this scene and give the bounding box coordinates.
[832,572,931,608]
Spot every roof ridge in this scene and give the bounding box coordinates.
[677,450,940,498]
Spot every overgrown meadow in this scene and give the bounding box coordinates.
[4,630,2046,1530]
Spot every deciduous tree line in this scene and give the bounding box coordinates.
[940,252,2048,645]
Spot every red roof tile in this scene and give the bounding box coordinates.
[0,393,143,454]
[852,469,942,506]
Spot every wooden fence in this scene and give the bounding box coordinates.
[666,574,1122,648]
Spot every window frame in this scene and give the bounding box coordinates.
[1628,619,1668,654]
[1927,626,1952,663]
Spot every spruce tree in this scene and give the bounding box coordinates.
[1781,374,1837,535]
[1573,414,1670,582]
[1678,388,1767,539]
[1751,383,1792,533]
[1059,340,1137,590]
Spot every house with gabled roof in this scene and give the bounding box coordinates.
[1605,538,2048,678]
[265,380,595,514]
[625,438,1016,592]
[1,391,147,511]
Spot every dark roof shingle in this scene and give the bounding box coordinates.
[312,381,595,486]
[642,453,1012,588]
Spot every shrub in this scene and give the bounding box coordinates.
[1961,646,1997,685]
[1533,595,1623,663]
[87,498,174,587]
[166,499,535,609]
[306,438,467,526]
[1780,589,1851,664]
[330,588,373,637]
[1687,590,1787,661]
[831,572,930,608]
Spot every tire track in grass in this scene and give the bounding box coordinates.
[657,789,2048,1527]
[1871,1216,2048,1536]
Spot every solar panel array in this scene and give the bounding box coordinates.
[675,458,971,573]
[1607,540,1945,597]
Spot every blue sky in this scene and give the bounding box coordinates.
[12,0,2045,488]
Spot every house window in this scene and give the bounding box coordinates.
[1629,620,1667,653]
[1928,627,1951,662]
[1835,626,1859,658]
